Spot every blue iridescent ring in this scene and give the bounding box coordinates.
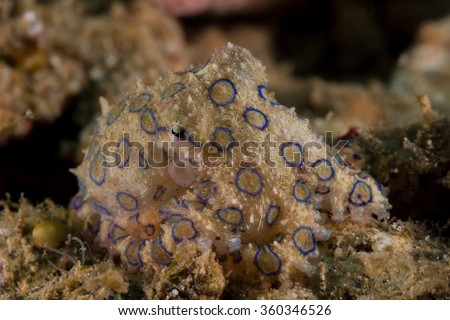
[312,159,334,181]
[292,226,316,255]
[140,108,162,135]
[243,108,269,130]
[108,224,128,244]
[106,94,129,126]
[293,180,311,203]
[171,218,198,243]
[348,180,373,206]
[150,235,173,266]
[89,151,106,185]
[216,207,244,226]
[235,167,263,196]
[116,192,138,211]
[161,82,185,99]
[280,142,303,167]
[209,79,236,106]
[130,92,151,112]
[265,204,281,226]
[125,240,145,267]
[258,85,280,105]
[254,245,282,276]
[196,180,216,201]
[211,127,235,151]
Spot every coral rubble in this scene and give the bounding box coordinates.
[0,0,187,144]
[0,1,84,144]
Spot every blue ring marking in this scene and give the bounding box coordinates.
[108,224,128,244]
[292,226,317,255]
[312,159,335,181]
[71,194,85,210]
[188,59,209,73]
[235,167,263,196]
[357,172,382,191]
[92,203,111,216]
[258,85,280,105]
[125,240,145,267]
[211,127,235,151]
[150,235,173,266]
[116,136,131,168]
[89,151,106,185]
[265,204,281,226]
[216,207,244,226]
[348,180,373,206]
[375,181,383,192]
[86,141,98,161]
[159,197,180,215]
[280,142,303,167]
[196,180,216,201]
[208,79,236,106]
[130,92,151,112]
[140,108,162,135]
[163,214,184,224]
[181,199,206,212]
[161,82,185,99]
[171,218,198,243]
[116,192,138,211]
[293,180,311,203]
[87,214,101,234]
[77,180,87,196]
[243,107,269,130]
[107,94,129,126]
[254,245,282,276]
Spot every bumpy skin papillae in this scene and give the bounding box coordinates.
[72,44,390,287]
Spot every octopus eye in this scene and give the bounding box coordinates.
[171,124,187,140]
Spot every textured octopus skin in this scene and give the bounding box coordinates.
[72,43,390,287]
